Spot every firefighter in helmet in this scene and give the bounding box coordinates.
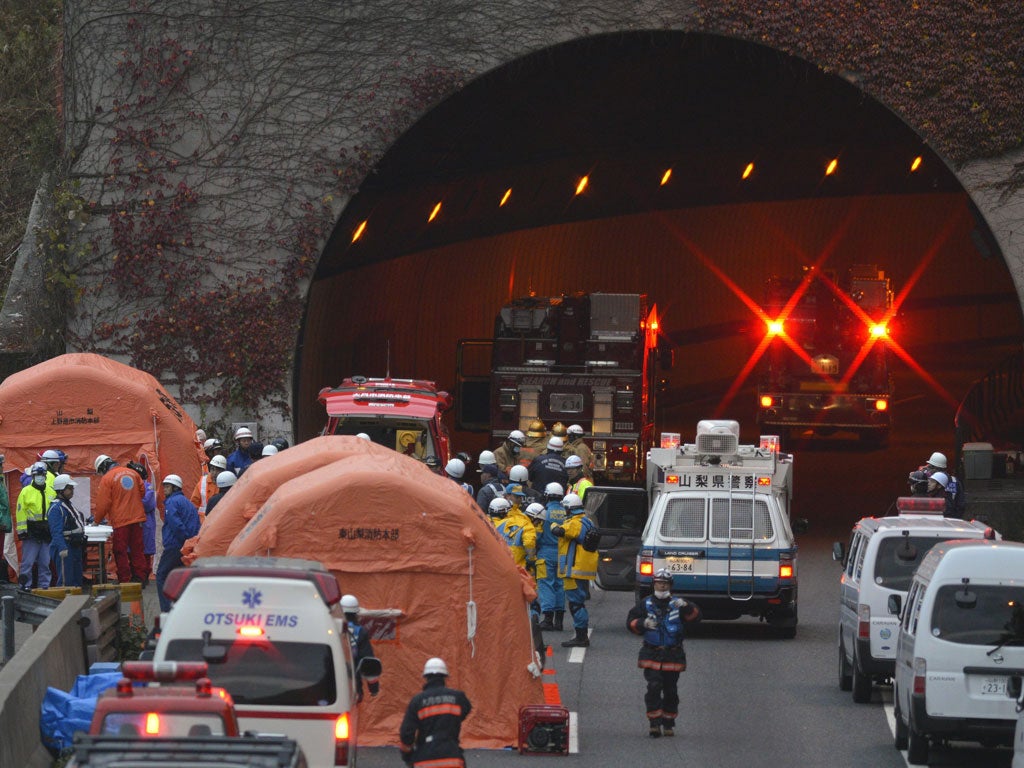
[627,569,701,738]
[520,419,549,465]
[564,424,595,480]
[565,454,592,501]
[399,658,472,768]
[494,430,526,474]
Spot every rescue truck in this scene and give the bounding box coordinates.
[756,265,894,445]
[460,292,665,485]
[318,375,453,469]
[637,420,804,637]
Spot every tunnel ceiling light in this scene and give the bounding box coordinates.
[499,188,512,207]
[742,162,755,180]
[575,175,589,195]
[428,201,442,222]
[660,168,672,186]
[825,158,838,176]
[910,155,923,172]
[351,220,367,243]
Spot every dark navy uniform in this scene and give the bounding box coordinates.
[528,451,568,490]
[399,677,472,767]
[627,592,701,736]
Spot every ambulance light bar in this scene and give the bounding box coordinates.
[895,497,946,515]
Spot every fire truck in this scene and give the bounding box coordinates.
[470,293,665,485]
[317,376,453,469]
[756,265,894,445]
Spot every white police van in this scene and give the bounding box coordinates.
[833,497,997,703]
[890,539,1024,764]
[154,556,379,768]
[637,420,805,637]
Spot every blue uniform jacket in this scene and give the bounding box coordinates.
[161,489,200,551]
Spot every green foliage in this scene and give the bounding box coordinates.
[116,613,148,662]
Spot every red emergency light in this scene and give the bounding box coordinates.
[874,399,888,411]
[896,497,946,514]
[122,661,209,682]
[237,625,265,639]
[665,474,679,485]
[757,476,772,487]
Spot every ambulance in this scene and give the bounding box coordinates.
[153,556,380,768]
[637,420,805,637]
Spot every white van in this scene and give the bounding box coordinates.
[833,497,997,703]
[890,539,1024,765]
[154,556,377,768]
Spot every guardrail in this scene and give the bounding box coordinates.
[955,347,1024,461]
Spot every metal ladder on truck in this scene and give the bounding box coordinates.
[725,469,757,601]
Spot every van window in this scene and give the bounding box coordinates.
[853,536,868,581]
[165,639,338,706]
[845,533,862,577]
[903,582,920,633]
[930,585,1024,645]
[710,498,773,541]
[659,497,705,539]
[872,536,949,592]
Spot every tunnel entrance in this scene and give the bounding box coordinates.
[296,30,1022,453]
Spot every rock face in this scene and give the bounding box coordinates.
[3,2,1020,438]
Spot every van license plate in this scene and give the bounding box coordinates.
[665,557,694,573]
[980,677,1007,696]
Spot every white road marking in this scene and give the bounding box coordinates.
[882,691,911,767]
[569,710,579,754]
[566,627,593,663]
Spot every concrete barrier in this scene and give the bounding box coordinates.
[0,595,89,768]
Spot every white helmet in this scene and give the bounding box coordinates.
[930,471,950,489]
[508,430,526,446]
[423,657,449,676]
[525,502,546,519]
[567,424,584,437]
[94,454,113,473]
[509,465,529,483]
[565,454,583,469]
[234,426,253,440]
[547,436,564,451]
[926,451,948,469]
[445,458,466,479]
[340,594,359,613]
[53,474,76,491]
[216,470,237,488]
[209,455,228,470]
[478,450,497,466]
[40,449,62,462]
[356,433,371,440]
[562,493,583,511]
[261,444,278,457]
[203,437,222,450]
[544,482,564,498]
[488,497,512,516]
[195,428,207,443]
[162,474,183,489]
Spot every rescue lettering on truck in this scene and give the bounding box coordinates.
[457,293,670,485]
[318,375,453,469]
[756,264,895,446]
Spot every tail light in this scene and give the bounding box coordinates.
[145,712,161,735]
[874,399,888,411]
[913,657,927,696]
[760,395,774,408]
[857,603,871,639]
[779,553,794,580]
[335,712,351,765]
[637,555,653,578]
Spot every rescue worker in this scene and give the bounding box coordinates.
[93,454,148,585]
[494,430,527,475]
[16,462,54,589]
[205,470,237,516]
[156,474,200,612]
[907,469,929,497]
[497,486,537,569]
[487,496,512,528]
[191,454,227,520]
[270,437,290,452]
[341,594,381,701]
[0,454,12,584]
[627,569,702,738]
[475,450,506,513]
[536,482,567,632]
[127,458,157,582]
[921,451,966,518]
[565,455,593,501]
[48,474,88,587]
[39,449,66,494]
[528,436,568,491]
[226,426,255,477]
[564,424,595,480]
[510,464,543,504]
[444,458,473,496]
[399,657,472,768]
[926,471,953,515]
[554,492,598,647]
[260,444,278,458]
[202,437,223,464]
[520,419,549,466]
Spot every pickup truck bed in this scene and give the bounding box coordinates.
[67,734,307,768]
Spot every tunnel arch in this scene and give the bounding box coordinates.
[295,30,1021,444]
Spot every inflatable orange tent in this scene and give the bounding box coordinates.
[0,353,202,516]
[215,440,543,748]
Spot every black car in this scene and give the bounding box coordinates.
[583,486,649,591]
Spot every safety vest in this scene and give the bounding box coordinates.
[642,596,685,647]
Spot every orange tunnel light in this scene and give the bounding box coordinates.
[910,156,923,172]
[575,176,589,195]
[742,162,755,180]
[499,188,512,207]
[825,158,838,176]
[660,168,672,186]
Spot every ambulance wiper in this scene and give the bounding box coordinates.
[987,631,1024,657]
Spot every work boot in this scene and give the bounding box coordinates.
[561,627,590,647]
[662,725,675,737]
[648,723,661,738]
[554,610,565,631]
[537,611,555,631]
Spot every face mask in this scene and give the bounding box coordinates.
[653,588,670,599]
[32,475,46,487]
[512,445,520,455]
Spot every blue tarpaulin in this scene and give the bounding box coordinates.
[40,671,122,753]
